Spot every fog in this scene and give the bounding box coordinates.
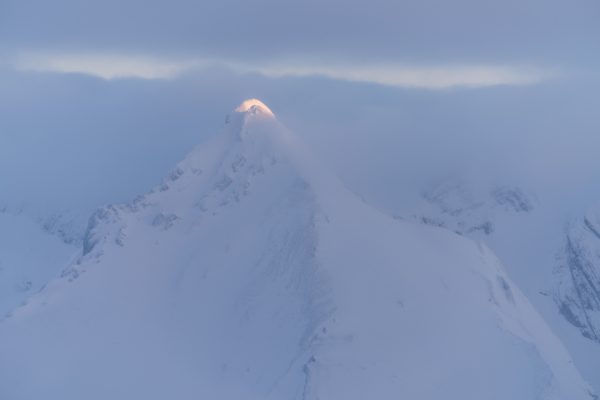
[1,65,599,221]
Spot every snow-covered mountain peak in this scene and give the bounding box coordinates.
[224,99,286,146]
[1,102,596,400]
[234,98,275,117]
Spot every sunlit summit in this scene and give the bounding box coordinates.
[235,98,275,116]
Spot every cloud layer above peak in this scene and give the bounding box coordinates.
[12,51,555,89]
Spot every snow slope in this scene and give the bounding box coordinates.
[0,206,80,317]
[415,178,600,393]
[0,99,594,400]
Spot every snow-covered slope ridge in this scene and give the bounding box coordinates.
[556,209,600,343]
[0,100,594,400]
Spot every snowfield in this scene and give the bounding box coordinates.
[0,100,595,399]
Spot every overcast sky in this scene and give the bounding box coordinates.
[1,0,600,217]
[2,0,599,63]
[2,0,599,85]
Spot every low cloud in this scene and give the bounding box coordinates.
[13,51,555,89]
[14,52,200,80]
[256,64,555,89]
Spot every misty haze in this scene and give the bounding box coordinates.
[1,0,600,399]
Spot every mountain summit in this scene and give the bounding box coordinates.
[234,98,275,116]
[0,101,594,400]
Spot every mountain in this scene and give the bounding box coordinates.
[0,99,594,400]
[415,178,600,394]
[0,205,81,317]
[415,178,537,237]
[556,211,600,343]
